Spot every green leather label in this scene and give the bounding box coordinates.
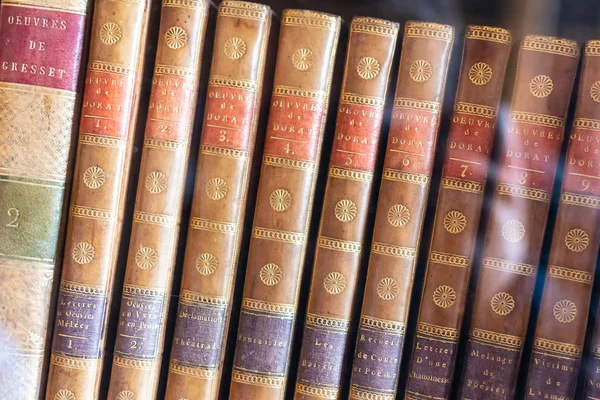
[0,175,65,262]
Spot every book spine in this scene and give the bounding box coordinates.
[106,0,209,398]
[457,35,580,400]
[585,306,600,399]
[294,17,399,400]
[164,2,271,399]
[0,0,89,397]
[347,21,454,400]
[229,9,341,400]
[45,0,151,396]
[404,25,511,400]
[525,40,600,400]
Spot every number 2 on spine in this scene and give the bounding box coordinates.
[6,208,19,228]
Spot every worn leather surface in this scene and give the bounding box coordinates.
[457,35,580,400]
[403,25,512,400]
[45,0,151,396]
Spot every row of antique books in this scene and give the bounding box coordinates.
[1,0,600,399]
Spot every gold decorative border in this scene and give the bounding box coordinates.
[497,183,550,203]
[163,0,204,10]
[404,21,453,42]
[209,75,257,92]
[341,92,385,108]
[189,217,237,234]
[329,167,373,182]
[133,210,174,227]
[180,290,228,307]
[201,144,248,160]
[470,328,523,349]
[372,242,416,259]
[306,313,350,331]
[383,168,429,186]
[429,251,470,268]
[350,17,399,38]
[122,284,164,298]
[219,0,268,20]
[154,64,196,78]
[585,40,600,56]
[593,345,600,357]
[60,280,106,296]
[169,362,216,379]
[88,60,133,76]
[144,137,187,151]
[455,102,497,119]
[79,133,125,148]
[465,25,511,44]
[360,315,405,334]
[281,10,339,31]
[441,177,483,194]
[533,337,582,357]
[483,257,536,276]
[548,265,593,284]
[113,356,154,370]
[573,118,600,131]
[562,192,600,209]
[349,386,395,400]
[4,0,87,14]
[318,236,362,253]
[70,204,114,220]
[231,368,285,387]
[394,97,440,113]
[273,85,327,101]
[263,155,315,172]
[242,298,295,315]
[51,354,95,370]
[511,111,564,129]
[253,227,304,244]
[522,35,580,58]
[417,322,459,341]
[296,383,338,399]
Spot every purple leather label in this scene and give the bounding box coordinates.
[458,339,521,400]
[170,299,226,368]
[405,335,458,399]
[233,308,294,375]
[297,325,347,387]
[585,355,600,399]
[114,288,165,360]
[350,323,403,393]
[526,351,580,400]
[52,289,107,358]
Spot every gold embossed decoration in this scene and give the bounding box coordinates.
[72,242,95,265]
[502,219,525,243]
[529,75,554,98]
[324,272,346,295]
[260,263,282,286]
[292,48,314,71]
[491,292,515,316]
[443,211,467,234]
[357,57,380,80]
[409,59,432,83]
[206,177,228,200]
[565,228,590,252]
[469,62,493,85]
[335,199,357,222]
[387,204,410,227]
[165,26,188,49]
[83,165,106,189]
[432,285,456,308]
[553,299,577,323]
[196,253,218,276]
[270,189,292,212]
[135,246,158,270]
[116,390,135,400]
[590,80,600,103]
[145,171,168,194]
[100,22,122,45]
[377,277,400,301]
[224,37,247,59]
[54,389,76,400]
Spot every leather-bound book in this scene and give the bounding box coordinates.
[106,0,209,398]
[229,9,341,400]
[45,0,151,396]
[457,35,580,400]
[164,2,271,399]
[293,17,399,400]
[348,21,454,400]
[0,0,90,396]
[586,307,600,399]
[404,26,512,400]
[526,40,600,400]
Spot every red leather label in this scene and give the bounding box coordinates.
[201,85,256,151]
[563,127,600,195]
[497,120,565,192]
[80,70,135,139]
[383,106,440,175]
[329,103,383,172]
[263,94,326,162]
[443,113,496,183]
[0,5,85,91]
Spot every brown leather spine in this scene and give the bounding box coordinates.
[106,0,209,398]
[524,40,600,400]
[293,17,399,400]
[164,2,271,399]
[347,21,454,400]
[229,9,340,400]
[45,0,151,396]
[404,26,512,400]
[457,35,580,400]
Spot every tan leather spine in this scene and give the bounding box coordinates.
[348,21,454,400]
[292,16,399,400]
[164,2,271,399]
[457,35,580,400]
[404,26,512,400]
[228,9,341,400]
[45,0,151,396]
[106,0,209,398]
[526,40,600,400]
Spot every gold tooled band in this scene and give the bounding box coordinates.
[360,315,405,335]
[394,97,440,113]
[209,75,257,92]
[88,60,133,76]
[483,257,536,276]
[511,111,564,129]
[170,362,216,379]
[341,92,385,108]
[60,280,106,296]
[441,177,484,194]
[455,102,497,119]
[465,25,511,44]
[79,134,125,148]
[180,290,228,307]
[296,383,338,399]
[404,21,453,42]
[189,217,237,234]
[417,322,459,341]
[4,0,87,14]
[533,337,582,357]
[383,168,429,186]
[70,204,114,220]
[350,17,399,38]
[201,144,248,160]
[497,183,550,203]
[273,85,327,101]
[144,137,187,151]
[371,242,416,259]
[281,10,339,31]
[242,297,295,315]
[522,35,580,58]
[219,0,267,20]
[429,251,471,268]
[231,369,285,387]
[306,313,350,331]
[470,328,523,350]
[329,167,373,182]
[573,118,600,131]
[253,227,304,244]
[122,284,164,298]
[585,40,600,56]
[548,265,593,284]
[318,236,362,253]
[349,386,395,400]
[562,192,600,209]
[51,354,95,369]
[154,64,196,78]
[163,0,204,10]
[113,356,154,370]
[263,155,315,172]
[133,210,174,227]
